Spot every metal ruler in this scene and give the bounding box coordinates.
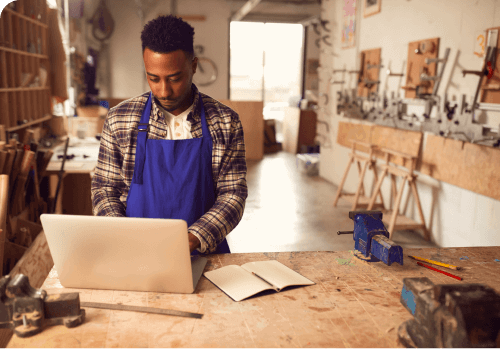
[80,302,203,319]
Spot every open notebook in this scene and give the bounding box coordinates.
[204,260,315,301]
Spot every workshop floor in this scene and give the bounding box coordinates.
[227,151,438,253]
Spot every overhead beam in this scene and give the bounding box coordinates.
[231,0,263,21]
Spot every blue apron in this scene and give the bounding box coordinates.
[126,91,230,254]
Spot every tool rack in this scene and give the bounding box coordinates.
[0,0,52,131]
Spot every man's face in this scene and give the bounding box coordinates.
[143,48,198,116]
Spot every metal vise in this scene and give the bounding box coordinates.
[338,210,403,266]
[0,274,85,338]
[399,277,500,348]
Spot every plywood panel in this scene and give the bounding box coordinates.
[421,134,500,201]
[370,125,422,166]
[220,100,264,160]
[336,121,373,149]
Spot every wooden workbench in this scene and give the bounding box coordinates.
[8,247,500,348]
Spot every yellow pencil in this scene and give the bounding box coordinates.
[408,255,462,270]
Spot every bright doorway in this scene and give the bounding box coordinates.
[229,21,304,143]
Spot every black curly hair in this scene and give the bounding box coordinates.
[141,15,195,57]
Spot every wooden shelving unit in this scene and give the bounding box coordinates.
[0,0,51,132]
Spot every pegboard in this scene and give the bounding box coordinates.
[357,48,381,98]
[403,37,440,99]
[479,27,500,104]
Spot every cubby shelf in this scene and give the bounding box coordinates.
[0,0,52,132]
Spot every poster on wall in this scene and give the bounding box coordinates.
[342,0,356,49]
[363,0,381,18]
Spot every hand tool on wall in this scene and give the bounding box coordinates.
[0,274,203,338]
[337,210,403,266]
[398,277,500,348]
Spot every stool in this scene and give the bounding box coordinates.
[333,140,385,211]
[367,148,429,240]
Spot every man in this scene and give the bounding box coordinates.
[91,15,248,255]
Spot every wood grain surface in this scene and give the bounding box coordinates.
[336,121,372,149]
[7,247,500,348]
[421,133,500,201]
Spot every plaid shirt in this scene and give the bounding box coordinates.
[91,85,248,253]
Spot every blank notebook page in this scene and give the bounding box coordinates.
[204,265,276,301]
[241,260,314,290]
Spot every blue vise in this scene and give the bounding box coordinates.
[338,211,403,266]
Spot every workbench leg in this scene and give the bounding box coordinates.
[409,178,430,241]
[388,176,407,240]
[368,167,388,210]
[351,159,369,211]
[333,154,354,207]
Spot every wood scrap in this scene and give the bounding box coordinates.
[2,150,15,176]
[10,150,35,216]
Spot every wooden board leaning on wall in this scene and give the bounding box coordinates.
[337,121,422,167]
[338,121,500,201]
[421,134,500,202]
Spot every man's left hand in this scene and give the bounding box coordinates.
[188,232,201,253]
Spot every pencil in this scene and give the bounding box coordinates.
[416,262,462,281]
[408,255,461,270]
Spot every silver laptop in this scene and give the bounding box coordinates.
[40,214,207,294]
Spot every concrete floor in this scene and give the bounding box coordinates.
[227,151,438,253]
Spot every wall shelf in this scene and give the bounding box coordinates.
[0,0,52,131]
[6,114,52,132]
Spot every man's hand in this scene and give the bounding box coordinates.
[188,232,201,253]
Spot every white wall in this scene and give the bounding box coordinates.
[102,0,231,100]
[102,0,320,101]
[319,0,500,247]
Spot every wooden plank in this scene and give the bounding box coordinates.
[336,121,372,149]
[6,247,500,348]
[220,100,263,160]
[421,133,500,201]
[370,125,422,167]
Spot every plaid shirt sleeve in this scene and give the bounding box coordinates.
[91,87,248,254]
[91,107,129,217]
